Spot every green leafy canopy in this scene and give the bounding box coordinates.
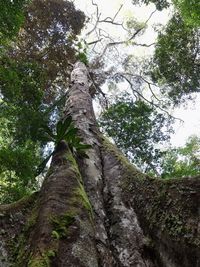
[99,93,173,174]
[0,0,29,44]
[160,135,200,178]
[172,0,200,27]
[0,0,86,203]
[150,14,200,105]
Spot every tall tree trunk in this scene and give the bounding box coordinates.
[0,62,199,267]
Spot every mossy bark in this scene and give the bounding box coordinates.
[101,139,200,267]
[0,62,199,266]
[0,145,98,267]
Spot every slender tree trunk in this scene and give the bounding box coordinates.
[0,62,199,267]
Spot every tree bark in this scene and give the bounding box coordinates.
[0,62,199,267]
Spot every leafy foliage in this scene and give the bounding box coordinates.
[0,5,46,203]
[161,136,200,178]
[132,0,170,10]
[36,116,92,176]
[40,116,92,153]
[0,0,29,44]
[132,0,200,26]
[172,0,200,27]
[0,57,49,143]
[0,141,41,203]
[0,107,42,203]
[77,52,89,65]
[0,56,91,201]
[99,94,173,173]
[75,41,89,65]
[0,57,44,106]
[8,0,86,104]
[151,14,200,104]
[0,0,86,203]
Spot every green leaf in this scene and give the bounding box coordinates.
[64,127,78,142]
[56,116,73,141]
[62,116,73,132]
[42,125,56,140]
[51,230,60,240]
[73,136,84,145]
[75,143,92,151]
[36,152,53,176]
[78,151,90,159]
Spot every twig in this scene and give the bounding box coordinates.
[117,73,184,122]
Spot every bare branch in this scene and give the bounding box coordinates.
[97,9,157,59]
[128,10,157,41]
[133,42,155,47]
[86,2,124,38]
[116,73,184,122]
[98,20,124,26]
[85,0,101,36]
[99,4,123,23]
[114,72,159,87]
[87,39,103,46]
[113,4,123,21]
[114,71,165,104]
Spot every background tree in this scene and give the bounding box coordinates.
[150,14,200,104]
[0,0,29,44]
[0,0,85,203]
[172,0,200,27]
[0,59,46,202]
[99,92,173,174]
[132,0,200,26]
[132,0,169,10]
[8,0,85,102]
[160,135,200,178]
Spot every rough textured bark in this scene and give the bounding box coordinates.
[0,62,199,266]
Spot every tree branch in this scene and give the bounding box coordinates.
[116,73,184,122]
